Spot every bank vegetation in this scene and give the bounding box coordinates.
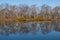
[0,4,60,22]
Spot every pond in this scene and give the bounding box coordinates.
[0,21,60,40]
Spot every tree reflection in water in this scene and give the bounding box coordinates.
[39,21,52,34]
[0,21,60,35]
[31,22,37,34]
[53,21,60,32]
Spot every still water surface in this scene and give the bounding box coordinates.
[0,21,60,40]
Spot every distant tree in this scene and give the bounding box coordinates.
[9,5,17,19]
[31,5,38,18]
[53,6,60,19]
[40,5,52,20]
[18,5,29,17]
[0,4,5,20]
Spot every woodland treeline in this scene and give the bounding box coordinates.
[0,4,60,22]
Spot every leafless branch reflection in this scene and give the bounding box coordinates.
[0,22,60,35]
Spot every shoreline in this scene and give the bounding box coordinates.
[0,19,60,22]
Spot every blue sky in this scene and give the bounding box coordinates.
[0,0,60,7]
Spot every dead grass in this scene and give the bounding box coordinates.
[0,17,60,23]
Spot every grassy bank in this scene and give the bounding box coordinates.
[0,17,60,23]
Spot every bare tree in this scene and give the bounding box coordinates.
[53,6,60,20]
[40,5,52,20]
[18,5,29,18]
[31,5,38,18]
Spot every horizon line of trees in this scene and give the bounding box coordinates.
[0,3,60,21]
